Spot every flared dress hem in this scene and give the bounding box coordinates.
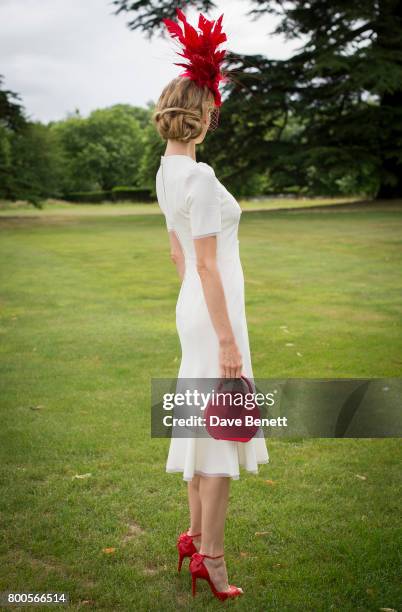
[166,459,270,482]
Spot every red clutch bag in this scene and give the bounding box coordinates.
[204,375,261,443]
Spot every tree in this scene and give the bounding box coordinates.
[52,105,145,192]
[8,122,62,202]
[113,0,402,198]
[0,74,26,132]
[0,75,27,199]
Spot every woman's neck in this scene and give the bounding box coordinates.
[164,140,196,161]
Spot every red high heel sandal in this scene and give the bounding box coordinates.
[189,552,244,601]
[176,531,201,573]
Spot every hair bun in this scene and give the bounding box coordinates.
[153,77,214,142]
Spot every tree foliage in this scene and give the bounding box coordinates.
[113,0,402,198]
[0,91,148,203]
[50,105,144,192]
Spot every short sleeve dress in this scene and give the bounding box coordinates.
[156,154,269,481]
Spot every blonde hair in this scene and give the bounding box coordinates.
[152,77,215,142]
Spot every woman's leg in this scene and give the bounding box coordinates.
[187,474,201,550]
[198,475,232,592]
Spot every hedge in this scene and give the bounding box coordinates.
[63,186,154,204]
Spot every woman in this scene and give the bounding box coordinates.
[153,9,269,602]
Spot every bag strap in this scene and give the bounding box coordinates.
[241,375,253,393]
[217,375,253,394]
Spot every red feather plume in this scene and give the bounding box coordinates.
[162,7,228,107]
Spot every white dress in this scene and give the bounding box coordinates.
[156,154,269,481]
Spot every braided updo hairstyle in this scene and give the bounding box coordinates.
[153,76,215,142]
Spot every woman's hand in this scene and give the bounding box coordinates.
[219,337,243,379]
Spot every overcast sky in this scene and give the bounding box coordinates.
[0,0,302,124]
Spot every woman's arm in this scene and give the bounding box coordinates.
[168,230,185,281]
[193,235,243,379]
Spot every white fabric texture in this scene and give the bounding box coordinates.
[156,154,269,481]
[187,164,222,238]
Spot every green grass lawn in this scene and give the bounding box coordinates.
[0,202,401,611]
[0,194,371,218]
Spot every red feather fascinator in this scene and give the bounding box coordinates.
[162,7,229,107]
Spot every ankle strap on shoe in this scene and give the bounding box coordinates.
[187,532,201,537]
[200,552,224,559]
